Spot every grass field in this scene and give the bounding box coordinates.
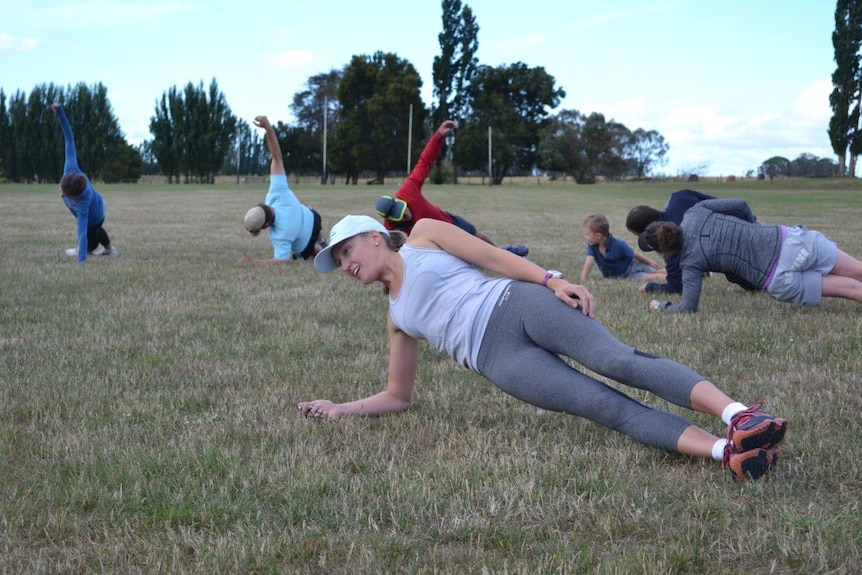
[2,178,861,574]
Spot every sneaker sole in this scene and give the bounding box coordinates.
[732,418,788,451]
[729,447,780,481]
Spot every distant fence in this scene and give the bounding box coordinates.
[132,174,765,187]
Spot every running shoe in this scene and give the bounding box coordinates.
[723,443,780,481]
[503,245,529,257]
[66,246,105,256]
[727,400,788,451]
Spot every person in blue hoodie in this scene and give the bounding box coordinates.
[52,103,117,262]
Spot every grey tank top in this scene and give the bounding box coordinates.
[389,246,511,372]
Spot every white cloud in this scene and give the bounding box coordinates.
[568,2,675,32]
[596,95,648,125]
[260,49,314,69]
[791,78,832,121]
[577,81,835,175]
[0,32,39,52]
[661,105,747,144]
[497,34,547,51]
[28,1,196,29]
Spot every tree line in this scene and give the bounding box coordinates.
[2,0,848,184]
[0,82,142,183]
[829,0,862,176]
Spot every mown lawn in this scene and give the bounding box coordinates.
[1,178,861,574]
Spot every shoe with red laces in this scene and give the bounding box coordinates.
[723,443,780,481]
[727,401,788,452]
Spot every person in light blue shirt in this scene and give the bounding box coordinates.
[52,103,117,263]
[240,115,326,265]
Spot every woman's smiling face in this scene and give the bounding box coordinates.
[335,233,380,284]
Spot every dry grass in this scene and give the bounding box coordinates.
[1,178,861,574]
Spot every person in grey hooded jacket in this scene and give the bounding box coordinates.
[644,198,862,312]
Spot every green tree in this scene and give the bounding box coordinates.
[101,142,143,183]
[148,79,237,183]
[0,83,128,183]
[19,84,64,182]
[537,111,610,184]
[432,0,479,182]
[62,82,126,181]
[433,0,479,126]
[290,69,342,182]
[580,114,632,182]
[759,156,791,179]
[456,63,564,184]
[149,91,180,183]
[537,110,645,183]
[628,128,669,179]
[0,90,26,181]
[829,0,862,176]
[334,52,426,184]
[789,153,838,177]
[221,122,268,178]
[291,69,341,134]
[136,141,160,176]
[274,121,321,177]
[0,90,8,180]
[537,109,590,182]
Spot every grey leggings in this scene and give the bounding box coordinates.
[476,282,703,452]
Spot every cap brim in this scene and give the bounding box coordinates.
[638,232,655,252]
[313,243,339,273]
[313,214,390,272]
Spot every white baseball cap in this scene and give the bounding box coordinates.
[244,205,266,234]
[314,215,389,273]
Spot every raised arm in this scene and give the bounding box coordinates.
[437,119,457,138]
[52,102,80,175]
[298,315,419,418]
[254,116,286,177]
[404,120,457,191]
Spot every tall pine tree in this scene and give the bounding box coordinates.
[432,0,479,182]
[829,0,862,176]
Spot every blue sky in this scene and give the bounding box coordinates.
[1,0,836,176]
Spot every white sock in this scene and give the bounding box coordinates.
[721,402,748,425]
[711,438,728,460]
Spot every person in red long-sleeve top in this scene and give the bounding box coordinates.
[374,120,529,257]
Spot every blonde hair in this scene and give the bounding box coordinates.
[378,230,407,295]
[583,213,610,236]
[382,230,407,251]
